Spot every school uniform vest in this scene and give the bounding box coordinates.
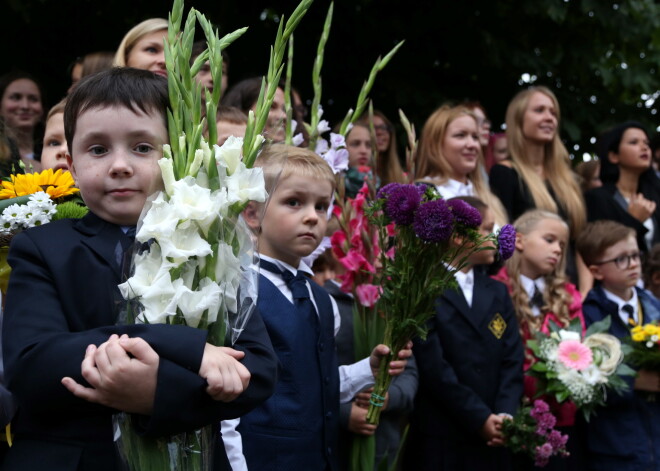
[239,274,340,471]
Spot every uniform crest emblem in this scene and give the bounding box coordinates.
[489,313,506,339]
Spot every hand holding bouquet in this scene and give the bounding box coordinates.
[527,316,634,420]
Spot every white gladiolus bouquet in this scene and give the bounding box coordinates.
[113,0,312,468]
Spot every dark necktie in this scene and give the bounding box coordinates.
[259,259,319,331]
[529,285,544,310]
[622,304,636,327]
[115,226,136,277]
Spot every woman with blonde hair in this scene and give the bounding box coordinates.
[415,104,508,226]
[114,18,168,77]
[490,86,586,237]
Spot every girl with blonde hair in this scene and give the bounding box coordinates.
[114,18,168,77]
[415,104,508,226]
[492,209,586,469]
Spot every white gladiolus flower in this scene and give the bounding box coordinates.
[292,133,304,147]
[317,119,331,134]
[215,136,243,176]
[225,165,267,205]
[158,157,176,196]
[158,225,213,264]
[137,193,180,242]
[169,177,216,221]
[315,138,329,155]
[171,277,223,328]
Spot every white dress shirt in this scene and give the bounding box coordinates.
[602,287,639,325]
[433,178,475,200]
[520,274,545,317]
[454,268,475,307]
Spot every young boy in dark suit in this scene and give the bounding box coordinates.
[1,68,278,471]
[577,220,660,471]
[240,144,411,471]
[406,196,524,471]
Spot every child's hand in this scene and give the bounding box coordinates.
[354,387,389,411]
[199,344,251,402]
[369,342,413,378]
[347,402,377,436]
[628,193,656,223]
[480,414,505,447]
[61,334,159,415]
[634,369,660,392]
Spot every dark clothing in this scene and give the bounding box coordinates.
[239,274,340,471]
[326,280,418,470]
[1,212,278,471]
[582,284,660,471]
[406,273,524,471]
[585,182,660,253]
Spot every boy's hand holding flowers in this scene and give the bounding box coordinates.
[369,341,412,378]
[481,414,505,447]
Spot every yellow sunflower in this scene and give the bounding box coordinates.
[0,169,79,200]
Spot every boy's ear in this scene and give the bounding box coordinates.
[242,201,262,232]
[66,153,75,179]
[589,264,604,281]
[515,232,525,252]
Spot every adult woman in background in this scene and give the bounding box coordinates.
[0,71,45,170]
[585,122,660,254]
[415,104,507,226]
[489,87,586,285]
[114,18,168,77]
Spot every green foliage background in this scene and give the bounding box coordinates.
[1,0,659,161]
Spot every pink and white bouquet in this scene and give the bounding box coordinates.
[527,317,633,420]
[502,399,569,467]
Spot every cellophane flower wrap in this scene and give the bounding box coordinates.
[502,399,569,467]
[526,316,634,421]
[364,183,516,425]
[626,322,660,371]
[0,169,87,294]
[112,0,312,468]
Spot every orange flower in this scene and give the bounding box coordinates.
[0,169,79,200]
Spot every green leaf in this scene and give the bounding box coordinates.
[585,315,612,337]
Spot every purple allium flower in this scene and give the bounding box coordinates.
[384,185,424,225]
[497,224,516,260]
[376,182,401,201]
[447,199,482,228]
[412,199,454,243]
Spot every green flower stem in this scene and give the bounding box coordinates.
[306,2,333,150]
[242,0,313,167]
[338,41,404,135]
[398,109,417,178]
[284,36,295,145]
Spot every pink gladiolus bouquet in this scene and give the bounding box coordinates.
[527,317,633,420]
[502,399,569,467]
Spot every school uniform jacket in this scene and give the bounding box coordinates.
[1,212,278,471]
[408,272,523,468]
[582,284,660,471]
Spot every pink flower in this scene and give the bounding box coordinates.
[356,284,382,307]
[340,250,376,274]
[557,340,593,371]
[330,230,348,259]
